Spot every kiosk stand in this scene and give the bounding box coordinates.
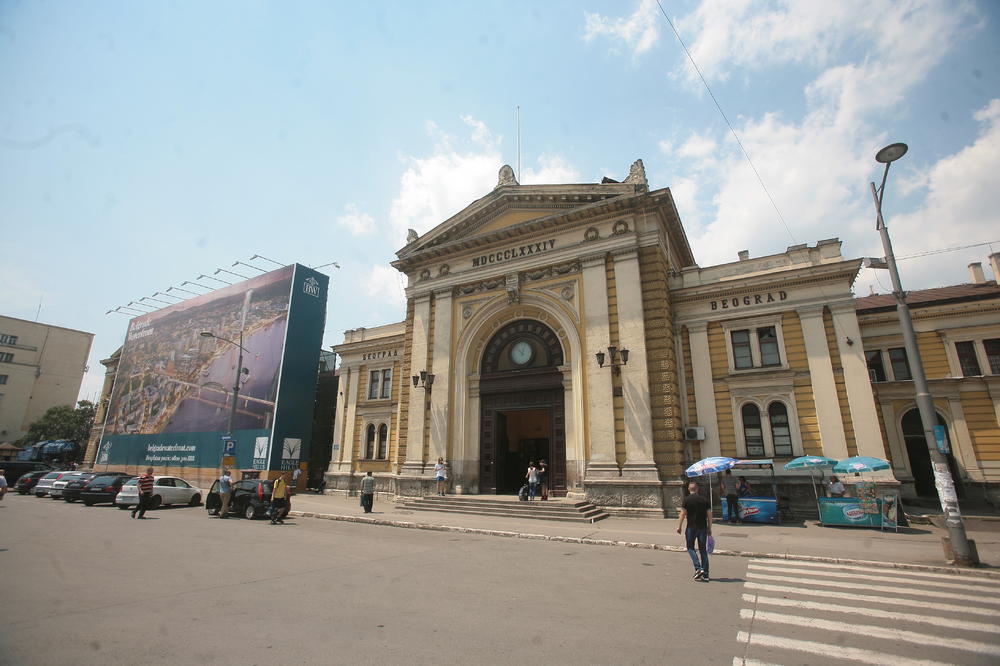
[720,460,780,524]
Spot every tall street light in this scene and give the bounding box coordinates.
[200,331,249,443]
[869,142,977,566]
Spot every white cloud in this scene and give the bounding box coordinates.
[677,133,717,160]
[583,0,660,57]
[388,117,581,245]
[364,265,406,311]
[335,203,376,236]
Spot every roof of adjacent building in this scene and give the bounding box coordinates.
[855,280,1000,313]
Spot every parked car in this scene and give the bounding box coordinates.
[115,475,202,510]
[2,461,53,486]
[63,472,128,502]
[80,475,135,506]
[49,472,91,499]
[15,470,48,494]
[205,478,277,520]
[34,471,75,497]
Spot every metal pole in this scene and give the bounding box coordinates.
[226,330,244,438]
[870,170,977,566]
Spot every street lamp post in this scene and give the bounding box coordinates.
[200,331,248,440]
[869,142,978,566]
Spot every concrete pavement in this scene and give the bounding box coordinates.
[288,492,1000,573]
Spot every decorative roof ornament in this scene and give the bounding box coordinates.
[496,164,519,188]
[406,229,418,244]
[623,159,647,186]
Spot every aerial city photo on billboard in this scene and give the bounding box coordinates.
[97,264,328,472]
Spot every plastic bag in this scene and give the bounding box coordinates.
[707,535,716,554]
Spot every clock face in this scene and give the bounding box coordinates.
[510,341,534,366]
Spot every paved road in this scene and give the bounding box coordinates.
[2,495,997,665]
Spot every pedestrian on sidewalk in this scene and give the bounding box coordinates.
[720,469,740,523]
[217,468,233,519]
[434,457,447,496]
[270,472,288,524]
[737,476,752,497]
[132,467,155,519]
[292,466,302,490]
[526,460,539,500]
[360,471,375,513]
[539,459,549,500]
[0,470,7,501]
[677,481,712,582]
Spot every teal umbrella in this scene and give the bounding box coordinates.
[784,456,837,503]
[834,456,890,474]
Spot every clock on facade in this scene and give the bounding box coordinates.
[510,340,534,366]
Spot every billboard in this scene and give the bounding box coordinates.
[97,264,328,471]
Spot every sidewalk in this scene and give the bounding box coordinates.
[288,493,1000,575]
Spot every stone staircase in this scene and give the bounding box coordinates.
[396,495,609,523]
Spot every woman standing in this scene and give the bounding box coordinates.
[434,457,447,496]
[538,459,549,500]
[526,460,539,500]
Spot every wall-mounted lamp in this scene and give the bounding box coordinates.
[412,370,435,390]
[845,337,855,346]
[595,345,629,374]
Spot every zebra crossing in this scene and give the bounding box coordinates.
[733,558,1000,665]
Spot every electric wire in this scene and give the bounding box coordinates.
[655,0,795,244]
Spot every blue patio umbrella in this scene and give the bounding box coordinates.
[784,456,838,503]
[685,456,738,478]
[834,456,891,474]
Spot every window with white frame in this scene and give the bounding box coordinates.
[737,399,800,458]
[887,347,911,381]
[0,352,12,363]
[0,374,7,385]
[380,368,392,399]
[0,334,17,346]
[722,317,787,373]
[949,337,1000,377]
[362,421,389,460]
[368,368,392,400]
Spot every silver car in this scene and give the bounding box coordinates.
[115,475,203,510]
[34,470,75,497]
[48,472,90,499]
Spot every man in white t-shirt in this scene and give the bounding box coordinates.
[217,468,233,518]
[434,458,447,496]
[828,476,846,497]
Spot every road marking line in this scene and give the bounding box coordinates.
[731,658,783,666]
[735,631,952,666]
[747,572,1000,605]
[748,563,989,592]
[744,582,1000,617]
[749,558,1000,585]
[741,609,1000,657]
[741,593,1000,634]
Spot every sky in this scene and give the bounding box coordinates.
[1,0,998,403]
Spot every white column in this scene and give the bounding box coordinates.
[327,367,351,473]
[687,322,720,458]
[947,395,985,482]
[582,253,618,478]
[613,248,658,479]
[830,303,888,459]
[798,306,848,459]
[402,293,431,474]
[429,288,453,466]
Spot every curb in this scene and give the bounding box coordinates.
[288,510,1000,579]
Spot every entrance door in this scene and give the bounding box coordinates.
[480,390,565,495]
[491,408,551,494]
[901,409,963,499]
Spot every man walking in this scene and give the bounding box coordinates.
[270,472,288,524]
[360,471,375,513]
[677,481,712,581]
[217,468,233,519]
[132,467,155,519]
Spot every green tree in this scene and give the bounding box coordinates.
[17,400,96,447]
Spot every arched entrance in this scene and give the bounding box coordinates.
[479,319,566,495]
[901,409,964,499]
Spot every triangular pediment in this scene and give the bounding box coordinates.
[397,164,650,261]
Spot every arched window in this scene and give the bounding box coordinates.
[377,423,388,459]
[364,424,376,459]
[768,402,792,456]
[742,404,764,457]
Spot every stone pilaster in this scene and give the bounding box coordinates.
[797,306,848,459]
[686,321,719,458]
[830,303,887,459]
[429,288,453,465]
[581,252,618,478]
[401,293,431,476]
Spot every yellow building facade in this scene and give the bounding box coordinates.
[325,162,1000,513]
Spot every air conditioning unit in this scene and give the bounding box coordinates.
[684,426,706,441]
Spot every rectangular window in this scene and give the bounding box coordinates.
[731,330,753,369]
[865,350,886,382]
[0,352,12,363]
[368,370,381,400]
[758,327,780,366]
[0,334,17,346]
[380,369,392,399]
[0,375,7,385]
[888,347,911,381]
[955,341,982,377]
[985,338,1000,375]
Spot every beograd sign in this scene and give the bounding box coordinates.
[710,290,788,311]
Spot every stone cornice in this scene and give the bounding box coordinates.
[670,261,859,304]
